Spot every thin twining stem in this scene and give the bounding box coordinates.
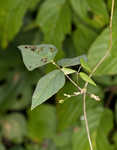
[83,1,115,150]
[83,90,93,150]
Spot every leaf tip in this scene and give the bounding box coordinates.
[17,45,22,50]
[31,103,36,111]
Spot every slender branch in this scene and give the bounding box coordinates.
[82,0,115,150]
[83,91,93,150]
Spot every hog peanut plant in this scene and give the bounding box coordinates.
[0,0,117,150]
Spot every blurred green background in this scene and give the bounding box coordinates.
[0,0,117,149]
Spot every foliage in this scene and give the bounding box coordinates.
[0,0,117,150]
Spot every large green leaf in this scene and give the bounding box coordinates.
[70,0,108,29]
[36,0,71,49]
[32,69,65,110]
[28,104,56,140]
[0,0,31,48]
[88,26,117,75]
[63,36,77,57]
[72,24,98,55]
[18,44,58,71]
[72,108,114,150]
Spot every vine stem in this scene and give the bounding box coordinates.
[83,90,93,150]
[83,0,115,150]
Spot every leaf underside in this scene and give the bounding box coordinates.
[58,55,87,67]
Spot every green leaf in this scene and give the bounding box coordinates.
[53,129,72,147]
[70,0,108,29]
[63,36,77,57]
[80,58,91,72]
[0,0,31,48]
[31,69,65,110]
[79,72,96,86]
[72,108,114,150]
[88,26,117,75]
[53,129,72,150]
[0,113,27,143]
[72,24,98,55]
[36,0,71,49]
[18,44,58,71]
[57,55,87,67]
[28,104,56,140]
[87,0,109,24]
[61,67,76,75]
